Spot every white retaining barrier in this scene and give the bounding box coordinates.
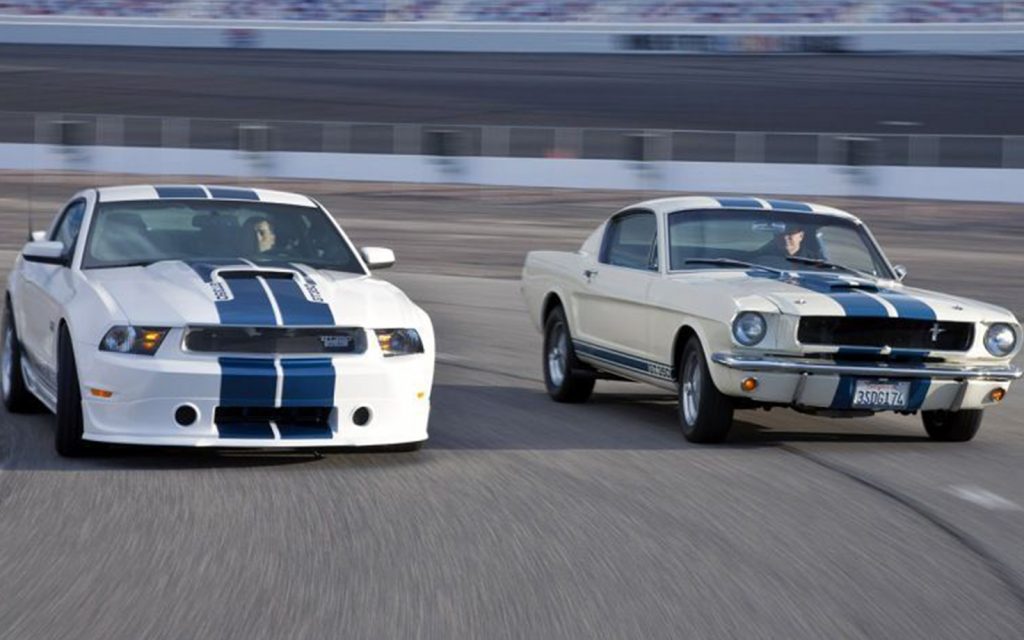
[0,16,1022,54]
[4,142,1024,203]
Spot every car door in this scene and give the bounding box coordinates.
[572,209,660,359]
[19,198,88,389]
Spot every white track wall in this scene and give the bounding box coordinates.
[4,143,1024,203]
[0,17,1022,53]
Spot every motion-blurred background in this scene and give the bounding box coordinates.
[1,4,1024,640]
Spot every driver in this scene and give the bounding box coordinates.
[251,217,276,253]
[756,224,808,259]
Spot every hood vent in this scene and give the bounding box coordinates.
[218,269,297,281]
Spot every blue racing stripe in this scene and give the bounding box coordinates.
[765,199,813,212]
[217,276,278,326]
[207,186,260,201]
[715,197,765,209]
[907,379,931,411]
[265,277,334,326]
[188,259,245,283]
[830,376,858,409]
[875,290,936,321]
[280,358,336,408]
[219,357,277,407]
[155,185,207,199]
[749,271,890,318]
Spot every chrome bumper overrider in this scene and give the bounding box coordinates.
[712,353,1023,382]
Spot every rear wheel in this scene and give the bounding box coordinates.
[678,337,734,443]
[922,409,982,442]
[2,299,39,413]
[55,327,89,457]
[543,306,595,403]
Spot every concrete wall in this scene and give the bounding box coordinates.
[5,142,1024,203]
[0,16,1022,53]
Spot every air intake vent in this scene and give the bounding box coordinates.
[184,326,366,354]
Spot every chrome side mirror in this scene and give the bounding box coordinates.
[360,246,396,271]
[893,265,908,281]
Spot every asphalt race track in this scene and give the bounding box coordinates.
[0,174,1023,638]
[0,46,1022,134]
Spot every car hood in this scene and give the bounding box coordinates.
[83,260,422,328]
[668,270,1016,323]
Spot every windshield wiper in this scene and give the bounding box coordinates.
[683,258,783,275]
[785,256,873,278]
[87,260,156,270]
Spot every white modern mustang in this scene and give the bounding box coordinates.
[522,196,1021,443]
[3,185,434,456]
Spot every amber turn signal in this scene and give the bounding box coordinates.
[90,388,114,398]
[990,388,1006,403]
[741,377,758,392]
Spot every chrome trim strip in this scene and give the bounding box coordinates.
[712,353,1022,381]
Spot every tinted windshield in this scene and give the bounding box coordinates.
[668,209,892,278]
[83,200,364,273]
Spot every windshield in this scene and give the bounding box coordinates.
[667,209,892,278]
[82,200,364,273]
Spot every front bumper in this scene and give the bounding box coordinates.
[711,353,1021,412]
[78,345,434,448]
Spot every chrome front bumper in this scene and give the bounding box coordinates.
[712,353,1023,382]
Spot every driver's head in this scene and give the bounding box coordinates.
[253,218,276,252]
[777,226,805,256]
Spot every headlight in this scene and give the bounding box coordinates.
[984,323,1017,357]
[732,312,767,347]
[375,329,423,357]
[99,326,169,356]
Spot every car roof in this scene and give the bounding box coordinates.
[95,185,318,208]
[626,196,859,222]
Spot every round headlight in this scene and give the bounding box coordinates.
[984,323,1017,357]
[733,312,767,347]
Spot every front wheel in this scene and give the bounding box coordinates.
[678,337,734,443]
[543,306,595,403]
[922,409,982,442]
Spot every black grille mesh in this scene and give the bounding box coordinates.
[798,317,973,351]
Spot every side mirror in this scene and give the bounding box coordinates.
[29,230,46,242]
[893,264,908,282]
[360,247,396,271]
[22,240,67,265]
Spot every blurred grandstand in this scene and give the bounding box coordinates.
[0,1,1019,23]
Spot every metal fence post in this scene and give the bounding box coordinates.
[482,126,510,157]
[162,117,190,149]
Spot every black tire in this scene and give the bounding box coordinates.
[922,409,983,442]
[543,306,595,403]
[677,337,734,443]
[55,326,89,457]
[379,440,424,453]
[2,299,40,413]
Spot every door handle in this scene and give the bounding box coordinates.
[583,269,598,282]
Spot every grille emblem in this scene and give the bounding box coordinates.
[320,335,352,350]
[929,323,947,343]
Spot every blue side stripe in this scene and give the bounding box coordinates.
[716,197,765,209]
[155,185,208,199]
[217,277,278,326]
[219,357,277,408]
[765,199,813,212]
[265,278,334,326]
[573,340,674,380]
[281,359,336,408]
[207,186,260,201]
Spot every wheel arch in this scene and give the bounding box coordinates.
[671,324,699,382]
[541,291,564,325]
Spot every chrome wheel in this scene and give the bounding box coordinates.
[681,349,702,426]
[1,322,12,400]
[547,321,568,388]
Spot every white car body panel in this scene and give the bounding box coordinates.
[7,185,434,448]
[522,196,1021,414]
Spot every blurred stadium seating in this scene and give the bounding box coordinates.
[0,0,1018,23]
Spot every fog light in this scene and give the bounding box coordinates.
[416,391,426,400]
[741,377,758,392]
[990,388,1006,403]
[174,404,198,427]
[352,406,372,427]
[90,388,113,398]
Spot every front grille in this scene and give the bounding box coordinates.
[184,326,366,354]
[797,317,974,351]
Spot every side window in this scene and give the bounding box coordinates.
[601,212,658,271]
[50,200,87,259]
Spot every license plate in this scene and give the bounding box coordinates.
[852,380,911,410]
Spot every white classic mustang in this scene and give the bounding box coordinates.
[3,185,434,456]
[522,196,1021,443]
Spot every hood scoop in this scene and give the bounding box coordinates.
[218,269,297,281]
[827,281,879,293]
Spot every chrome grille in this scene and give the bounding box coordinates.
[184,326,366,354]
